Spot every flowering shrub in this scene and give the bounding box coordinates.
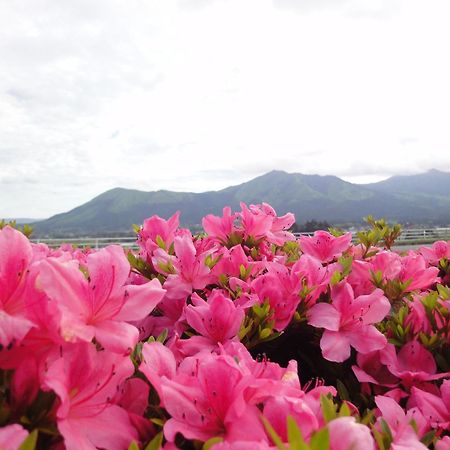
[1,203,450,449]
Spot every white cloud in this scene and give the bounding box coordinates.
[0,0,450,217]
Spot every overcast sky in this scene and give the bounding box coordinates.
[1,0,450,218]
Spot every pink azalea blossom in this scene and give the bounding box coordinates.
[0,424,29,450]
[263,395,319,441]
[138,211,180,259]
[185,291,244,343]
[154,235,213,300]
[292,254,333,305]
[251,261,303,330]
[43,343,138,450]
[299,230,352,263]
[202,207,238,244]
[308,282,390,362]
[375,395,428,450]
[411,379,450,430]
[419,240,450,265]
[0,226,36,347]
[139,341,177,404]
[160,354,267,443]
[327,416,375,450]
[398,254,439,291]
[380,341,450,388]
[38,245,165,353]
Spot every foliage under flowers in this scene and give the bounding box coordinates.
[1,203,450,449]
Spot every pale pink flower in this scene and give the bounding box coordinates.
[0,424,29,450]
[308,282,390,362]
[327,416,375,450]
[299,230,352,263]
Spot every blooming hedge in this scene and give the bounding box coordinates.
[0,203,450,450]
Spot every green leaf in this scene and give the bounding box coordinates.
[309,428,330,450]
[336,379,350,401]
[156,328,168,343]
[145,431,164,450]
[420,430,436,447]
[261,416,288,450]
[338,402,351,417]
[320,395,337,423]
[203,437,224,450]
[286,416,308,450]
[371,425,386,450]
[128,442,140,450]
[19,430,38,450]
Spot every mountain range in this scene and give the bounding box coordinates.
[31,169,450,237]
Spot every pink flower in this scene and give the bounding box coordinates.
[202,207,238,244]
[0,424,29,450]
[398,254,439,291]
[263,396,319,441]
[38,245,165,353]
[308,282,390,362]
[160,354,267,443]
[327,417,375,450]
[292,254,333,305]
[138,211,180,259]
[0,226,36,347]
[251,261,301,330]
[420,241,450,265]
[411,379,450,429]
[299,230,352,263]
[43,343,138,450]
[352,348,399,389]
[185,291,244,343]
[154,235,213,300]
[380,341,450,388]
[139,341,177,405]
[375,395,428,450]
[436,436,450,450]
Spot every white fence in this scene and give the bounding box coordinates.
[32,227,450,249]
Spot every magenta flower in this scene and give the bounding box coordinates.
[185,291,244,343]
[43,343,138,450]
[299,230,352,263]
[308,282,390,362]
[0,226,36,347]
[38,245,165,353]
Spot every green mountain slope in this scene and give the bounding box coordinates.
[32,170,450,236]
